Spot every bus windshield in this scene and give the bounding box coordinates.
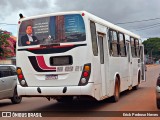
[18,14,86,46]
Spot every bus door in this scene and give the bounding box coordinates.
[126,42,133,88]
[140,45,146,81]
[98,33,108,96]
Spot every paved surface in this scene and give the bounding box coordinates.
[0,64,160,120]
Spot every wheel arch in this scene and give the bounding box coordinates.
[113,73,121,90]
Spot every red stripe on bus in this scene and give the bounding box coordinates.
[27,47,41,50]
[36,56,56,70]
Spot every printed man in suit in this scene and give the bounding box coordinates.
[21,25,39,46]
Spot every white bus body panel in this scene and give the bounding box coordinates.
[17,11,144,101]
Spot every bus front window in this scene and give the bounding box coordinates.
[18,14,86,46]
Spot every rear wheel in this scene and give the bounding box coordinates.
[111,77,120,102]
[156,98,160,109]
[11,88,22,104]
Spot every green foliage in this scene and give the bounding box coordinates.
[142,37,160,61]
[0,31,16,59]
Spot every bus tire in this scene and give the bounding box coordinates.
[133,72,140,90]
[111,77,120,102]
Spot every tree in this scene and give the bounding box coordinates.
[0,30,16,59]
[143,37,160,61]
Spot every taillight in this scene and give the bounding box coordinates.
[18,74,24,80]
[17,67,28,87]
[78,63,91,86]
[17,68,22,74]
[83,71,89,77]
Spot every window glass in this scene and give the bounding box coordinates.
[135,39,139,57]
[108,30,112,55]
[0,71,2,78]
[10,66,17,75]
[119,33,126,57]
[0,66,12,77]
[130,37,136,57]
[110,30,119,56]
[98,36,104,64]
[19,14,86,46]
[90,21,98,56]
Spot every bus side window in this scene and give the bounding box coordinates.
[130,37,136,57]
[119,33,126,57]
[135,39,140,57]
[108,29,113,55]
[110,30,119,57]
[90,21,98,56]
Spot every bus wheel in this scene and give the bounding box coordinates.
[56,96,73,103]
[111,77,120,102]
[133,72,140,90]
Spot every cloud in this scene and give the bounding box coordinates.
[0,0,57,21]
[1,0,160,38]
[54,0,160,38]
[0,0,57,35]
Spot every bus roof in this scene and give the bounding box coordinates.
[19,11,140,39]
[85,11,140,39]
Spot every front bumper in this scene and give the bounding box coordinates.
[156,86,160,99]
[17,83,94,97]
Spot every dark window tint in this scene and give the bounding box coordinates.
[0,66,12,77]
[90,21,98,56]
[0,71,2,78]
[119,33,126,57]
[109,30,119,57]
[98,36,104,64]
[130,37,140,57]
[130,37,136,57]
[135,39,139,57]
[10,66,17,75]
[19,14,86,46]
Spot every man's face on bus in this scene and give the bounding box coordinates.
[26,26,33,35]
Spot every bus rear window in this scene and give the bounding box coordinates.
[18,14,86,46]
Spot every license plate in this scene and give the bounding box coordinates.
[45,75,58,80]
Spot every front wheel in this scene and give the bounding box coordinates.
[11,88,22,104]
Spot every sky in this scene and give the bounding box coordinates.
[1,0,160,40]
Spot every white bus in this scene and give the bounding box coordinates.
[17,11,146,102]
